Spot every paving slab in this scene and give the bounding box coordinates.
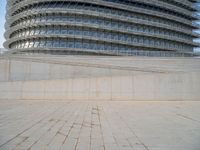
[0,100,200,150]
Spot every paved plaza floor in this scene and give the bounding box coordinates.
[0,100,199,150]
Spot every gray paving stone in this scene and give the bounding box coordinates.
[0,100,200,150]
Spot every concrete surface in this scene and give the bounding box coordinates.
[0,56,200,150]
[0,100,200,150]
[0,56,200,101]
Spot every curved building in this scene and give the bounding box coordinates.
[4,0,200,56]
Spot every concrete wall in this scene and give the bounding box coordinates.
[0,58,132,81]
[0,56,200,101]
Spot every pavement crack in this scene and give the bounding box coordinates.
[0,106,62,148]
[176,113,200,123]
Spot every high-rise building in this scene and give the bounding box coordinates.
[4,0,200,56]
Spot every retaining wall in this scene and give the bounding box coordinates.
[0,56,199,101]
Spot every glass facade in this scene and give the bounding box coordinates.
[4,0,200,56]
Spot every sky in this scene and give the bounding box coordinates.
[0,0,6,48]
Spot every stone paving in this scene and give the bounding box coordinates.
[0,100,200,150]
